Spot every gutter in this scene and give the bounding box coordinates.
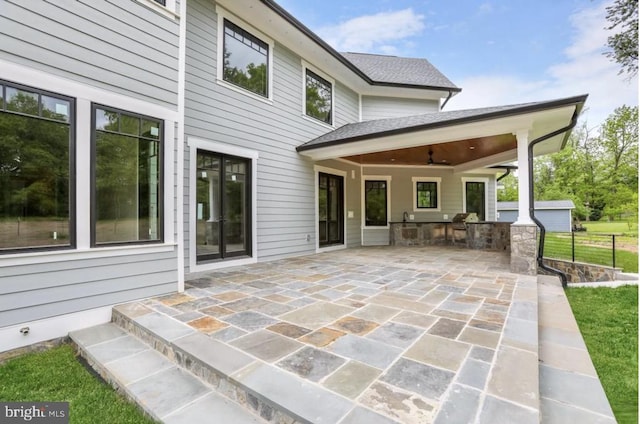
[440,90,454,110]
[527,103,584,288]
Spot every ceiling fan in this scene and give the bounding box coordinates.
[427,149,450,166]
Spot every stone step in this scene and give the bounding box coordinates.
[536,275,616,423]
[73,301,359,424]
[70,322,265,424]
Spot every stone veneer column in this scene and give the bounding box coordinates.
[510,224,538,275]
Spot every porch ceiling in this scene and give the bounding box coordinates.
[343,134,516,166]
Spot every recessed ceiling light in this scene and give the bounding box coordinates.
[469,146,476,150]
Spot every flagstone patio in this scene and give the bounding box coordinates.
[70,246,615,423]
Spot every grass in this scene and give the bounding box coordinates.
[0,344,155,424]
[582,220,638,238]
[566,285,638,424]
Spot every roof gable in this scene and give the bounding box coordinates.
[342,52,459,92]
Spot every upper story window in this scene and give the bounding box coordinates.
[0,81,74,252]
[92,105,163,246]
[412,177,441,212]
[305,69,333,125]
[223,19,269,98]
[153,0,166,5]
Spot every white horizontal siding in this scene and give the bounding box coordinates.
[362,96,439,121]
[0,250,177,327]
[0,0,179,108]
[183,0,360,268]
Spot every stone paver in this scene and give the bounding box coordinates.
[94,246,576,423]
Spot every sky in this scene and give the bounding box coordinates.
[276,0,638,128]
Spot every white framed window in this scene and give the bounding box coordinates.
[412,177,441,212]
[216,6,274,102]
[462,177,489,221]
[362,176,391,228]
[302,62,334,126]
[134,0,178,19]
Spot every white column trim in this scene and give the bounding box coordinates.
[514,129,534,225]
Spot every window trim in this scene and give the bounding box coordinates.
[188,136,258,273]
[412,177,441,212]
[361,176,392,229]
[216,6,274,103]
[302,62,335,127]
[90,103,164,247]
[461,177,490,221]
[133,0,179,19]
[0,80,76,254]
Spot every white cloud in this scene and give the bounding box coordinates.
[447,0,638,128]
[317,9,425,53]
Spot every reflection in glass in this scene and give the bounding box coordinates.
[94,108,161,244]
[6,87,38,116]
[365,181,387,226]
[306,70,332,124]
[0,109,71,250]
[223,19,268,97]
[196,154,220,259]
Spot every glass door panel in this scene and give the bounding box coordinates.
[196,154,221,261]
[223,158,247,257]
[318,172,343,247]
[465,181,486,221]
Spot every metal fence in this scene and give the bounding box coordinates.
[542,231,619,269]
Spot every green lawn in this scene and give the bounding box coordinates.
[566,285,638,424]
[581,220,638,237]
[0,344,156,424]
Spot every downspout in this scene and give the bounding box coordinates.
[440,90,454,110]
[527,107,581,288]
[497,168,511,182]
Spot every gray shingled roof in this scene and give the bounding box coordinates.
[498,200,576,210]
[297,95,588,152]
[342,52,459,91]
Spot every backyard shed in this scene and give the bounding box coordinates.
[498,200,575,232]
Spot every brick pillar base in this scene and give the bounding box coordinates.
[510,224,538,275]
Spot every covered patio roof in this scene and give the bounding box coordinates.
[297,95,588,172]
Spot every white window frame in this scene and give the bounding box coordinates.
[0,58,178,263]
[134,0,179,19]
[314,165,347,252]
[412,177,441,212]
[216,6,274,104]
[461,177,490,221]
[187,136,258,272]
[302,61,335,128]
[361,175,392,229]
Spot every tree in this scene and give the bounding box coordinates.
[604,0,638,76]
[599,105,638,220]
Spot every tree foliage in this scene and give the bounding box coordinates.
[604,0,638,76]
[499,106,638,222]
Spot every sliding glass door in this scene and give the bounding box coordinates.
[196,150,251,262]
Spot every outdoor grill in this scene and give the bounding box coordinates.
[451,213,470,230]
